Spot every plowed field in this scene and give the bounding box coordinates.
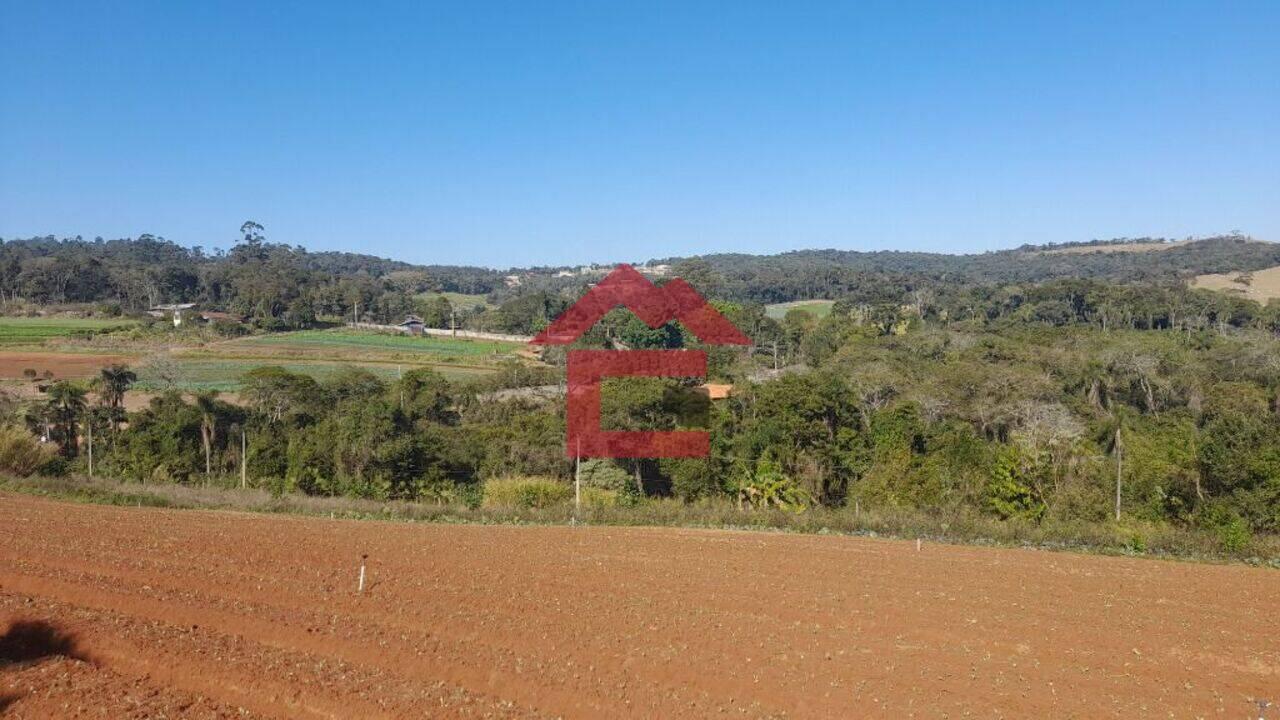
[1,494,1277,718]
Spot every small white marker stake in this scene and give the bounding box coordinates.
[357,554,367,594]
[916,538,922,552]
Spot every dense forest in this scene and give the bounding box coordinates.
[3,226,1279,553]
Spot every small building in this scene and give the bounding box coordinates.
[697,383,733,401]
[149,303,197,327]
[398,315,426,335]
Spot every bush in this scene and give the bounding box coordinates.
[0,425,58,476]
[1199,503,1252,553]
[482,476,572,509]
[577,459,631,491]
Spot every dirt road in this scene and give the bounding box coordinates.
[1,494,1276,718]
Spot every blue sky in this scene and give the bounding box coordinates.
[2,2,1277,269]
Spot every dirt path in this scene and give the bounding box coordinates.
[0,494,1277,718]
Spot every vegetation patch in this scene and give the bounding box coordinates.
[765,300,835,320]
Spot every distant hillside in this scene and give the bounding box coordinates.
[1193,265,1280,304]
[649,235,1280,303]
[4,230,1276,309]
[1037,240,1192,255]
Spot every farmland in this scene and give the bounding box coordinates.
[237,328,519,357]
[134,328,525,391]
[1,493,1277,718]
[134,357,490,392]
[0,350,136,380]
[0,321,523,392]
[0,316,135,346]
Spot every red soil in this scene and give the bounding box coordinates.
[0,352,134,380]
[0,494,1277,718]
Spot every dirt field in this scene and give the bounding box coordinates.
[0,352,135,380]
[1,495,1277,719]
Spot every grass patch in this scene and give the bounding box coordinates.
[417,291,491,311]
[765,300,836,320]
[1193,264,1280,303]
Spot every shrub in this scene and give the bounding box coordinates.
[737,456,811,512]
[482,476,572,509]
[986,447,1046,522]
[0,425,58,476]
[580,486,618,508]
[1199,503,1252,553]
[577,459,631,491]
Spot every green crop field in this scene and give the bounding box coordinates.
[764,300,836,320]
[239,329,519,356]
[135,357,490,392]
[0,317,136,345]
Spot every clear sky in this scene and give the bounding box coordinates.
[2,2,1277,269]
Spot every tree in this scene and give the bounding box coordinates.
[239,221,265,246]
[96,364,137,432]
[44,382,87,458]
[195,391,220,476]
[240,367,321,424]
[97,364,136,409]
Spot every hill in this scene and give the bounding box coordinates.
[652,235,1280,302]
[1193,264,1280,304]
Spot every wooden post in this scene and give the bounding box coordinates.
[87,417,93,478]
[241,428,247,489]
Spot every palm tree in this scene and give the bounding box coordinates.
[45,381,87,457]
[195,391,220,476]
[97,364,137,410]
[97,363,137,432]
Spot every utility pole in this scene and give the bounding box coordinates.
[241,427,247,490]
[573,438,582,523]
[1114,427,1123,521]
